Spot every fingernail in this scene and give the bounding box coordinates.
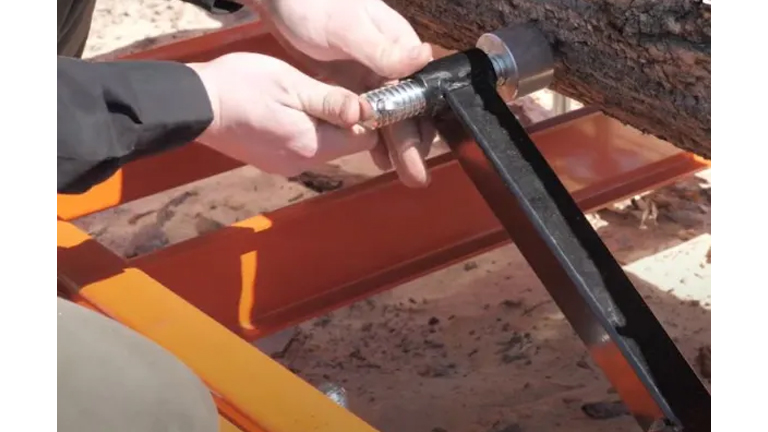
[351,124,374,136]
[417,172,431,188]
[407,44,426,61]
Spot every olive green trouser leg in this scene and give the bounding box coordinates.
[57,3,219,428]
[58,298,219,432]
[57,0,96,57]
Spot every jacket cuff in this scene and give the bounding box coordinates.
[109,60,215,151]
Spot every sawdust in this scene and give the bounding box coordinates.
[75,2,711,431]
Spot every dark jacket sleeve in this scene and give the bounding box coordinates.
[182,0,245,13]
[57,56,214,194]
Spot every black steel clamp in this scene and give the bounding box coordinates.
[359,24,711,432]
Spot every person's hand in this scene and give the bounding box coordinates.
[188,53,378,177]
[254,0,437,187]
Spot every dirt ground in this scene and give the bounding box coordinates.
[77,2,712,431]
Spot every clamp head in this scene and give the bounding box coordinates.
[476,24,555,101]
[357,23,556,130]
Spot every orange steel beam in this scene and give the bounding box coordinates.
[71,110,705,341]
[56,144,241,220]
[57,221,378,432]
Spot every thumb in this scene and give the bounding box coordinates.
[327,1,433,78]
[336,31,433,79]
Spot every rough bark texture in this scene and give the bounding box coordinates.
[386,0,711,158]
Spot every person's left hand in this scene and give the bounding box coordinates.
[252,0,437,188]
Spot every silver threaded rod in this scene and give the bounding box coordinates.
[358,55,507,131]
[358,80,428,130]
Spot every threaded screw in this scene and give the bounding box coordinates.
[317,382,349,409]
[358,55,506,131]
[358,80,428,130]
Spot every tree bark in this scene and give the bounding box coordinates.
[385,0,711,158]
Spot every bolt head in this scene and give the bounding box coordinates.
[476,24,555,101]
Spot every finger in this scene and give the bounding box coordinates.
[268,20,329,73]
[417,117,437,159]
[310,123,379,162]
[357,41,432,81]
[280,109,376,161]
[312,60,376,93]
[369,140,393,171]
[330,19,432,80]
[381,120,430,188]
[288,70,363,128]
[354,2,434,79]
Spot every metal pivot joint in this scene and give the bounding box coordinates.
[359,24,554,130]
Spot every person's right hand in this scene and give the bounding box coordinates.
[250,0,436,188]
[188,52,378,177]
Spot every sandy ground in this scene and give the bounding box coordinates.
[75,1,712,431]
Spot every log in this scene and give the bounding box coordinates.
[386,0,711,158]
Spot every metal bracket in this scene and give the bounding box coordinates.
[427,48,711,432]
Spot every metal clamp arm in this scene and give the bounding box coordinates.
[434,54,710,432]
[357,23,710,432]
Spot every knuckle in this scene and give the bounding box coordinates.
[288,132,320,159]
[322,90,355,124]
[322,92,340,119]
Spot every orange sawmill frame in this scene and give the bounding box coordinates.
[57,20,710,432]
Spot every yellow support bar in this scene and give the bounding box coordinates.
[77,267,379,432]
[58,220,377,432]
[220,416,243,432]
